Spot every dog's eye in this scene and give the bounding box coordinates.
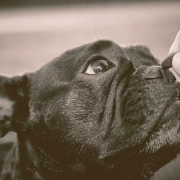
[85,59,111,74]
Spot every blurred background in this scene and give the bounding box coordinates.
[0,0,180,179]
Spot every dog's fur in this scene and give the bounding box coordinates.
[0,40,180,180]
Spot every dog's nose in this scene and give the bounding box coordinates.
[143,66,163,80]
[143,66,176,83]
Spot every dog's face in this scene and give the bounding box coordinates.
[1,40,180,179]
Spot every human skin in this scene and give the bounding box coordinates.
[170,31,180,76]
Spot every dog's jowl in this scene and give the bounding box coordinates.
[0,40,180,180]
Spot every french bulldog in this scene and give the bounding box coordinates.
[0,40,180,180]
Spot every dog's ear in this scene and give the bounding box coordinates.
[0,74,31,137]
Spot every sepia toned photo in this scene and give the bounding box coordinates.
[0,0,180,179]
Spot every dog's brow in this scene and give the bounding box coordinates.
[89,40,114,52]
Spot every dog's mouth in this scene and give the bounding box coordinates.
[145,81,180,149]
[99,81,180,172]
[144,100,180,152]
[142,95,180,170]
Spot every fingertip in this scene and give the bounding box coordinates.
[175,30,180,39]
[172,52,180,76]
[169,30,180,55]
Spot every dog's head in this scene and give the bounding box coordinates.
[1,40,180,179]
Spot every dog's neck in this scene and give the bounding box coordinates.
[1,138,64,180]
[2,138,155,180]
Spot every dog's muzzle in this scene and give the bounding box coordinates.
[142,65,180,101]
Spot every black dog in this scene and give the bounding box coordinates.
[0,40,180,180]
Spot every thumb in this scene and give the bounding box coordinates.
[161,31,180,69]
[169,30,180,54]
[169,31,180,76]
[172,52,180,76]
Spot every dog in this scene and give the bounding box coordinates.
[0,40,180,180]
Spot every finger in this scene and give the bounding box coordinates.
[169,30,180,54]
[172,52,180,76]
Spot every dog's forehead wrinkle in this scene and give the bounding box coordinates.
[88,40,125,57]
[90,39,115,50]
[123,45,159,69]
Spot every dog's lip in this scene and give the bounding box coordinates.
[143,97,180,156]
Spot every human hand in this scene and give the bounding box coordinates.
[170,31,180,76]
